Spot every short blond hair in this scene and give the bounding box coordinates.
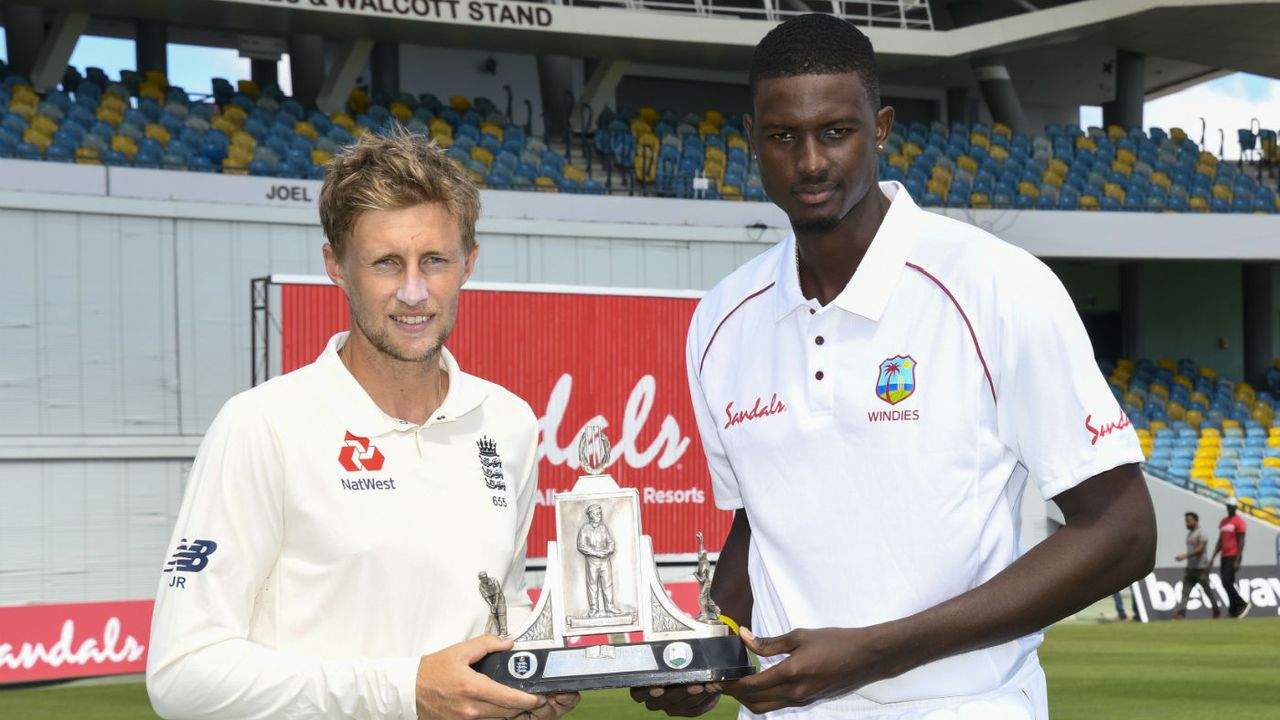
[319,126,480,259]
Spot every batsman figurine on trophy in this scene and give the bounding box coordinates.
[473,426,754,693]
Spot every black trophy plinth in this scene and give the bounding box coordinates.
[474,634,754,694]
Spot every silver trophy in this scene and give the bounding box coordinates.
[473,426,753,693]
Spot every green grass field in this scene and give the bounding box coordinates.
[2,620,1277,719]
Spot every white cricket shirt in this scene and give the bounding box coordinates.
[147,332,539,720]
[687,182,1143,718]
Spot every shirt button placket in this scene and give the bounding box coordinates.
[810,315,834,413]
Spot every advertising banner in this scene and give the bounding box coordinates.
[1129,565,1280,621]
[0,601,152,684]
[279,280,726,559]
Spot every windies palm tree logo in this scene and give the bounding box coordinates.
[876,355,917,405]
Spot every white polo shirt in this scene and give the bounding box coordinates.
[687,182,1142,718]
[147,332,539,720]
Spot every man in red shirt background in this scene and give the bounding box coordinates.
[1211,497,1251,618]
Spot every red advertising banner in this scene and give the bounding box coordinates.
[0,580,707,683]
[279,281,728,558]
[0,600,152,684]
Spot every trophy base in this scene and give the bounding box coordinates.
[473,634,755,694]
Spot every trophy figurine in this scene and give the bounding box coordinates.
[473,426,754,692]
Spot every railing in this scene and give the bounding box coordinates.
[553,0,934,28]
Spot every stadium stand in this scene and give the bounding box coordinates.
[1108,357,1280,526]
[2,56,1279,212]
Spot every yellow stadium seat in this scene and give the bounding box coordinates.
[902,142,923,160]
[1268,426,1280,437]
[1166,402,1185,420]
[1189,196,1209,213]
[1116,148,1137,165]
[992,122,1012,139]
[989,145,1009,162]
[144,70,168,87]
[1212,184,1233,202]
[30,114,57,136]
[449,95,472,111]
[428,118,453,139]
[1107,125,1126,142]
[969,133,990,150]
[1075,136,1097,152]
[470,146,493,169]
[75,146,101,165]
[931,164,953,181]
[1149,420,1168,433]
[1041,171,1064,188]
[562,164,587,183]
[22,128,51,151]
[720,184,743,201]
[480,122,504,142]
[293,121,318,141]
[1150,172,1172,192]
[432,134,453,148]
[1048,158,1069,177]
[1111,161,1133,177]
[956,155,978,174]
[389,102,412,122]
[705,146,726,167]
[703,110,724,128]
[311,149,332,166]
[1222,418,1241,430]
[1104,183,1125,203]
[468,170,485,185]
[697,121,718,139]
[110,134,138,158]
[95,106,123,127]
[889,154,910,173]
[222,105,248,126]
[209,116,237,137]
[534,176,558,192]
[727,135,750,152]
[637,107,660,127]
[222,156,248,175]
[231,131,256,153]
[1185,410,1204,429]
[927,178,950,198]
[237,80,260,98]
[970,192,991,208]
[332,112,357,132]
[1264,457,1280,469]
[1170,127,1187,142]
[139,84,165,103]
[1080,194,1100,211]
[145,123,171,148]
[8,99,36,120]
[1018,181,1039,198]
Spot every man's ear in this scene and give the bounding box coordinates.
[323,243,348,294]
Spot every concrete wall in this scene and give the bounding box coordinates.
[398,44,544,129]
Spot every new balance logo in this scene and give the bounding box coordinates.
[339,431,385,472]
[164,538,218,573]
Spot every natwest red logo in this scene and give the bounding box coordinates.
[1085,410,1132,446]
[338,431,385,472]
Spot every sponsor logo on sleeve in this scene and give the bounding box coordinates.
[1085,410,1131,446]
[163,538,218,589]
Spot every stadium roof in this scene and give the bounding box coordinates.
[19,0,1280,105]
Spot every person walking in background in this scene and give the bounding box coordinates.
[1210,497,1251,618]
[1173,512,1219,620]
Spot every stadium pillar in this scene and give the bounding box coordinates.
[316,39,373,115]
[371,42,399,101]
[537,55,580,137]
[581,59,628,129]
[946,86,977,126]
[1103,50,1145,131]
[30,11,89,92]
[1120,263,1144,360]
[946,0,1030,134]
[2,2,44,79]
[289,34,325,112]
[135,20,167,76]
[1242,263,1274,388]
[251,58,277,92]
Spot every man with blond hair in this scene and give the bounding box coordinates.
[147,128,579,720]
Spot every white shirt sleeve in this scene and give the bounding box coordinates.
[686,313,743,511]
[146,393,420,720]
[993,256,1145,500]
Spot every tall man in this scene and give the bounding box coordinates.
[1173,511,1219,619]
[1210,497,1250,618]
[636,14,1155,719]
[147,129,578,720]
